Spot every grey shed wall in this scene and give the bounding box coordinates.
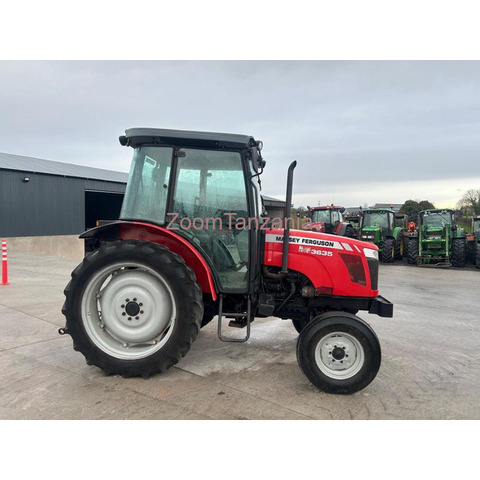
[0,169,125,237]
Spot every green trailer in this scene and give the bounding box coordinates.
[359,208,405,263]
[406,209,466,267]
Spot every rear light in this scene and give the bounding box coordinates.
[339,253,366,286]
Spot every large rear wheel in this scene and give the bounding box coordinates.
[406,237,418,265]
[451,238,466,268]
[380,237,395,263]
[62,240,203,377]
[296,312,381,394]
[476,243,480,269]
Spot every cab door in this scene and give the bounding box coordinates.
[171,148,250,293]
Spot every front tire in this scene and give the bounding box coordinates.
[296,312,381,394]
[62,240,203,377]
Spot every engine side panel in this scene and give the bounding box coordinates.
[263,229,378,298]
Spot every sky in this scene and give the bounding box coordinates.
[1,60,479,209]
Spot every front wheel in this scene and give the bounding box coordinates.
[296,312,381,394]
[62,240,203,377]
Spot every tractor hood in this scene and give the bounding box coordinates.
[311,221,326,232]
[360,226,380,242]
[425,226,444,236]
[264,229,379,297]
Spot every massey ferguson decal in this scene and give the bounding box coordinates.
[265,233,345,250]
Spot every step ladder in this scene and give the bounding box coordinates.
[217,294,251,343]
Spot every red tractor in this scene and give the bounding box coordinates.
[59,128,393,394]
[307,205,356,238]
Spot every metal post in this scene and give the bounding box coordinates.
[1,240,9,286]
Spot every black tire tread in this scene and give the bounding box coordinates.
[296,312,381,394]
[451,238,466,268]
[62,240,203,378]
[380,237,395,263]
[406,237,418,265]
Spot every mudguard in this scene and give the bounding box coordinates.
[80,221,217,300]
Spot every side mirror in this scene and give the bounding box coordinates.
[250,147,266,173]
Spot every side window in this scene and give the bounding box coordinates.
[121,147,172,224]
[172,149,250,292]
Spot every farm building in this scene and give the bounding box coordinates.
[0,152,128,257]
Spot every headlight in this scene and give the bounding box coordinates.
[364,247,379,260]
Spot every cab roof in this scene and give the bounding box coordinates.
[309,205,344,211]
[362,208,395,214]
[420,209,454,214]
[121,127,258,150]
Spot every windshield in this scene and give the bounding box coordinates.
[422,212,452,228]
[312,210,340,224]
[363,212,391,229]
[120,146,173,224]
[473,219,480,232]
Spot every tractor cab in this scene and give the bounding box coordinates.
[307,205,355,238]
[472,216,480,236]
[360,209,394,239]
[60,128,393,395]
[119,132,262,293]
[309,205,344,233]
[419,209,456,239]
[395,213,408,230]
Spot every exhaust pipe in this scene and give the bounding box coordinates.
[281,161,297,274]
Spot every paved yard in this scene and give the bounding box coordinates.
[0,252,479,419]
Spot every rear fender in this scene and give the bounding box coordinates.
[80,221,217,300]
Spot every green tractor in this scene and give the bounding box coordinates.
[406,209,466,267]
[359,208,404,263]
[466,215,480,268]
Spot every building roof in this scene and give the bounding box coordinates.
[261,194,286,206]
[0,151,128,183]
[371,203,403,212]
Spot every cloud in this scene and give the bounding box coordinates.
[1,60,479,208]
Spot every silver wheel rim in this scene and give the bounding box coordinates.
[81,262,176,360]
[314,331,365,379]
